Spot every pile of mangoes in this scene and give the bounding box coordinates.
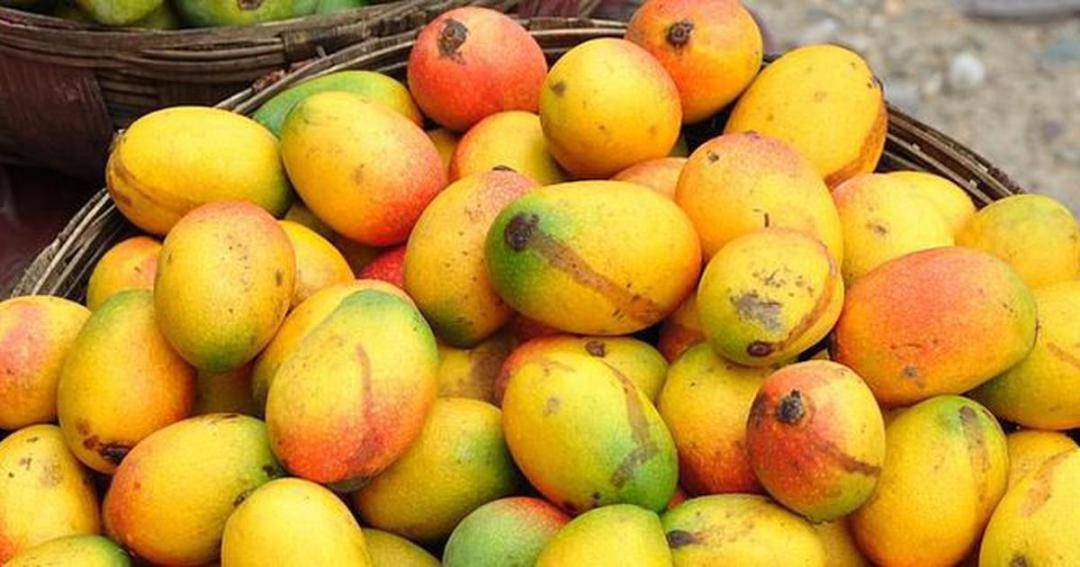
[2,1,1079,565]
[2,0,367,28]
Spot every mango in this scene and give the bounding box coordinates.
[444,497,569,567]
[362,528,439,567]
[0,425,100,563]
[104,414,282,566]
[502,352,677,514]
[267,290,437,489]
[662,494,826,566]
[486,181,700,335]
[979,449,1080,567]
[833,247,1037,406]
[428,128,459,175]
[813,519,871,567]
[405,170,537,346]
[358,245,405,288]
[536,504,671,567]
[407,7,547,131]
[746,360,886,521]
[130,1,179,29]
[495,334,669,405]
[279,220,353,307]
[253,70,422,136]
[450,111,566,185]
[697,228,844,366]
[1003,429,1077,489]
[540,38,681,178]
[222,478,371,566]
[0,296,89,430]
[957,194,1080,288]
[353,398,522,543]
[658,343,770,495]
[675,132,844,260]
[194,365,258,417]
[283,201,333,239]
[106,106,291,235]
[850,396,1008,567]
[86,236,160,310]
[76,0,160,25]
[626,0,762,123]
[155,201,295,372]
[173,0,314,27]
[886,171,976,236]
[612,157,686,199]
[657,293,704,362]
[972,281,1080,429]
[4,535,130,567]
[437,332,515,403]
[281,92,446,246]
[833,173,954,282]
[58,290,195,473]
[725,44,886,186]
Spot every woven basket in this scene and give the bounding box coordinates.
[0,0,602,180]
[8,16,1023,301]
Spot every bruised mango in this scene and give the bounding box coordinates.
[1004,429,1077,489]
[106,107,291,235]
[104,414,282,566]
[536,504,671,567]
[4,535,130,567]
[428,128,460,176]
[886,171,976,236]
[658,343,770,495]
[444,497,569,567]
[725,44,886,186]
[502,352,677,514]
[746,361,885,521]
[437,333,515,404]
[813,519,871,567]
[194,365,258,417]
[362,528,439,567]
[86,236,160,310]
[450,111,566,185]
[697,228,844,366]
[353,398,522,543]
[267,290,438,489]
[358,245,405,288]
[675,132,843,260]
[612,157,686,199]
[280,92,446,246]
[0,425,100,563]
[657,294,704,362]
[487,181,700,335]
[662,494,826,566]
[0,296,89,430]
[58,291,195,473]
[850,396,1008,567]
[833,247,1037,406]
[279,220,353,307]
[405,170,536,346]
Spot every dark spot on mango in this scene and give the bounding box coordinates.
[666,20,694,48]
[274,270,284,287]
[26,436,38,443]
[1010,555,1029,567]
[237,0,262,10]
[747,341,774,357]
[543,397,560,416]
[585,340,606,357]
[233,487,256,507]
[866,222,888,236]
[6,472,12,478]
[902,365,920,380]
[550,81,566,96]
[262,464,282,478]
[18,457,31,470]
[82,435,98,450]
[666,529,700,548]
[39,462,62,487]
[76,420,90,435]
[732,292,783,332]
[492,164,516,172]
[505,213,540,252]
[706,151,719,163]
[776,390,805,424]
[99,443,131,465]
[438,19,469,62]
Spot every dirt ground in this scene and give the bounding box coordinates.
[743,0,1079,214]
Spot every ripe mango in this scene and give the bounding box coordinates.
[725,44,886,186]
[106,107,291,235]
[279,220,353,307]
[437,332,515,404]
[104,414,282,566]
[833,173,954,283]
[486,181,700,335]
[266,290,438,489]
[746,361,886,521]
[662,494,826,566]
[813,519,870,567]
[886,171,975,236]
[675,132,843,261]
[221,478,371,566]
[612,157,686,199]
[428,128,459,176]
[502,352,677,514]
[850,396,1008,567]
[450,111,566,185]
[0,425,100,563]
[405,170,536,346]
[657,293,704,362]
[658,343,770,495]
[194,365,258,417]
[362,528,439,567]
[358,245,405,287]
[536,504,671,567]
[58,291,195,473]
[697,228,844,366]
[0,296,89,430]
[1003,429,1077,489]
[86,236,160,310]
[444,497,569,567]
[280,91,446,246]
[353,398,522,543]
[979,449,1080,567]
[155,201,294,372]
[957,194,1080,288]
[833,247,1037,406]
[173,0,314,27]
[972,281,1080,430]
[4,535,130,567]
[626,0,762,123]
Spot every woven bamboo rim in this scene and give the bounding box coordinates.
[9,17,1023,300]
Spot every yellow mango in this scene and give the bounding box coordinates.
[362,528,440,567]
[612,157,686,199]
[436,333,515,404]
[536,504,671,567]
[886,171,976,236]
[4,535,130,567]
[427,128,460,176]
[86,236,160,310]
[279,220,353,307]
[814,519,871,567]
[1004,429,1077,489]
[450,111,566,185]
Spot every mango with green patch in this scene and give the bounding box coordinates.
[86,236,160,310]
[444,497,569,567]
[886,171,975,236]
[279,220,353,307]
[833,247,1037,406]
[1003,429,1077,489]
[450,111,566,185]
[612,157,686,199]
[194,364,258,417]
[657,293,704,362]
[536,504,671,567]
[362,528,439,567]
[58,291,195,473]
[4,535,130,567]
[173,0,314,27]
[358,245,405,288]
[437,332,515,404]
[486,181,700,335]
